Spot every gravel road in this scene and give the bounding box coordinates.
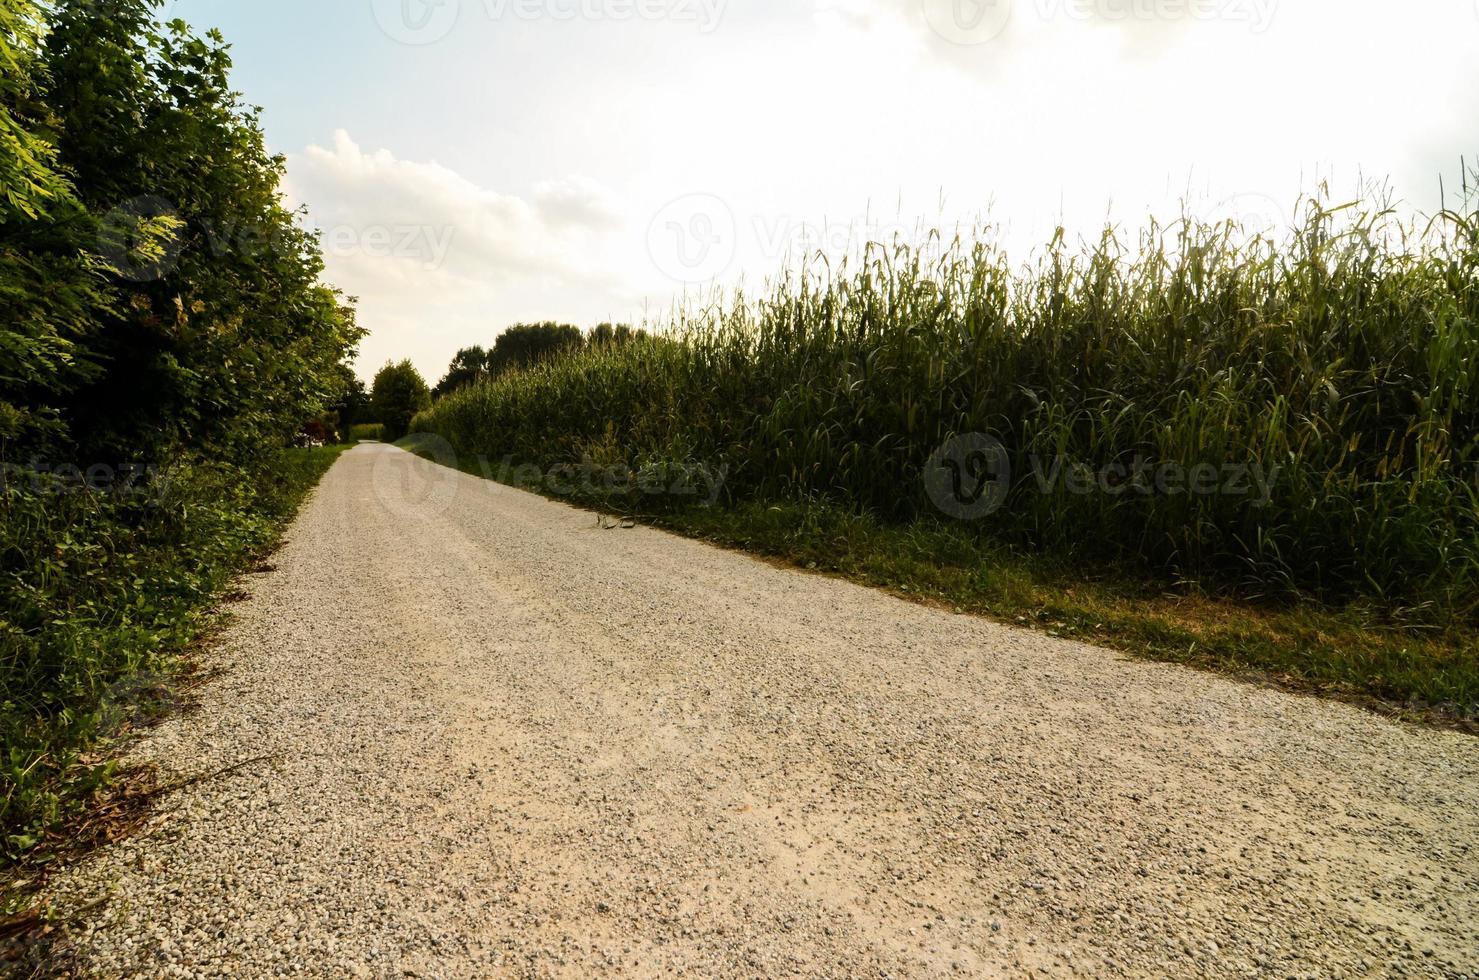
[38,445,1478,977]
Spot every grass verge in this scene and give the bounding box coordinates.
[0,444,350,915]
[403,438,1477,732]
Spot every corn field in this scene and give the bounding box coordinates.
[414,195,1479,622]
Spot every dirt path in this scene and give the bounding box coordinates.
[39,445,1478,977]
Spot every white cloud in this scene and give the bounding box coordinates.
[281,131,639,380]
[534,176,625,231]
[287,130,624,285]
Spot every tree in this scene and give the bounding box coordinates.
[328,364,370,434]
[433,345,489,399]
[588,322,645,347]
[0,0,73,220]
[487,322,584,379]
[36,0,361,461]
[0,0,115,451]
[371,361,431,441]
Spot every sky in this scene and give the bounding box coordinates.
[166,0,1479,383]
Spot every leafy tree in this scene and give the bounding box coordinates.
[1,0,365,870]
[328,364,371,434]
[371,360,431,441]
[0,0,115,450]
[38,0,360,461]
[433,345,490,399]
[487,322,584,379]
[0,0,73,219]
[588,322,644,347]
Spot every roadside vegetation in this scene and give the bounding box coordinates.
[371,361,432,442]
[414,189,1479,722]
[1,0,359,883]
[431,322,646,399]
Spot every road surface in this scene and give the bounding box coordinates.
[43,445,1478,977]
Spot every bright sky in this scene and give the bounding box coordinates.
[168,0,1479,382]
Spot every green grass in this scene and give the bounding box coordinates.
[0,444,349,882]
[406,439,1477,727]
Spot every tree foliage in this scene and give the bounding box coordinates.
[0,0,112,446]
[430,323,647,402]
[331,366,371,430]
[0,0,72,219]
[31,0,362,461]
[371,360,431,441]
[433,345,490,399]
[587,322,644,347]
[486,322,584,379]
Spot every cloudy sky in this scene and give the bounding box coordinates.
[169,0,1479,382]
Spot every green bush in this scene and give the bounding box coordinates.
[15,0,361,464]
[348,423,385,443]
[0,447,347,863]
[415,196,1479,622]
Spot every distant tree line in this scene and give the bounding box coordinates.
[347,323,650,445]
[371,361,431,441]
[431,322,647,399]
